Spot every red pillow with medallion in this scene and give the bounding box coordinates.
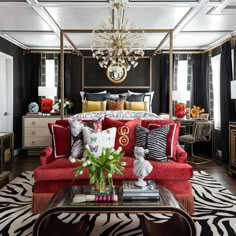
[148,121,181,160]
[103,117,141,156]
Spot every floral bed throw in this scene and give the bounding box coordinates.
[71,110,161,120]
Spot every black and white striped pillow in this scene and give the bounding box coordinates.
[135,125,170,162]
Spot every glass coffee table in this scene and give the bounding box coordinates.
[33,185,196,236]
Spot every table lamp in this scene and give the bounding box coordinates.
[38,86,57,114]
[231,80,236,99]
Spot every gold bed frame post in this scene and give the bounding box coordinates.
[169,30,173,119]
[60,30,65,120]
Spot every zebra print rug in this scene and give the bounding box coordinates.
[0,171,236,236]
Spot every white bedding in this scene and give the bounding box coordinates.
[70,110,161,120]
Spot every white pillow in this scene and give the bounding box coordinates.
[83,127,117,157]
[80,90,107,100]
[128,90,154,112]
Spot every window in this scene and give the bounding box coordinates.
[172,54,192,115]
[39,53,59,100]
[211,54,221,129]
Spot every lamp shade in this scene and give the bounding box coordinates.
[38,86,57,97]
[231,80,236,99]
[172,90,190,103]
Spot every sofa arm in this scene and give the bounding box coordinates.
[175,145,187,163]
[40,146,55,165]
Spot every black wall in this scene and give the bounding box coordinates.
[70,51,162,114]
[0,37,24,150]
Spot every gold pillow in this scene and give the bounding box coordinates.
[125,101,149,112]
[82,100,107,112]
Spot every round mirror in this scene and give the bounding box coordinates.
[106,63,127,83]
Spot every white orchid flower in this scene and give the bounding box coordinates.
[82,162,87,167]
[69,157,76,163]
[87,160,91,165]
[79,170,83,175]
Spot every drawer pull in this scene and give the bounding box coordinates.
[32,121,36,125]
[32,141,35,144]
[31,131,35,135]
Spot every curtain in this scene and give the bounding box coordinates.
[159,54,170,113]
[220,41,236,163]
[64,54,72,99]
[23,54,41,112]
[191,53,209,111]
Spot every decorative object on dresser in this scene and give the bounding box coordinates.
[22,116,58,156]
[175,103,186,118]
[0,132,14,188]
[28,102,39,114]
[190,105,205,119]
[52,98,73,115]
[38,86,57,114]
[228,122,236,176]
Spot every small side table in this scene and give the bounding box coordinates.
[0,132,14,188]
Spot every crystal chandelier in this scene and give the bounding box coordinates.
[91,0,145,72]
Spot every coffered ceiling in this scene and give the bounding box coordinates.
[0,0,236,52]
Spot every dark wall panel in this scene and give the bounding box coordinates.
[0,37,24,150]
[84,57,150,87]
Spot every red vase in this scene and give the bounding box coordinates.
[175,103,186,118]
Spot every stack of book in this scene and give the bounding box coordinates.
[122,180,160,200]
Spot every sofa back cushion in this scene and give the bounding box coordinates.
[83,127,117,157]
[103,117,141,156]
[48,123,71,158]
[148,121,181,160]
[135,125,170,162]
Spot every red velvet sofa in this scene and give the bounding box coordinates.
[32,119,194,215]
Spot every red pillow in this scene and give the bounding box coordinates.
[148,121,181,160]
[48,123,71,158]
[103,117,141,156]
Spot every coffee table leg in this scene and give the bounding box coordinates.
[138,213,192,236]
[38,213,90,236]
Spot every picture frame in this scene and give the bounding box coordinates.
[200,113,209,120]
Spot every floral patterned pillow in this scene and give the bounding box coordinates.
[68,118,102,159]
[83,127,117,157]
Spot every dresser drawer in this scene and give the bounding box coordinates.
[24,136,52,147]
[24,127,51,137]
[24,117,58,127]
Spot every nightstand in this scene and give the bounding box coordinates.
[22,115,59,156]
[0,132,14,188]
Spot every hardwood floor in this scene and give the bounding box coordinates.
[8,151,236,195]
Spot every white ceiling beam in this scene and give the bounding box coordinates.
[0,33,28,49]
[26,0,73,49]
[155,0,210,52]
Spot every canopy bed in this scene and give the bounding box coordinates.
[58,28,174,119]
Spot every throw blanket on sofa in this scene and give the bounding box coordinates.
[70,110,161,120]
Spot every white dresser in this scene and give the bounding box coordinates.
[22,115,60,156]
